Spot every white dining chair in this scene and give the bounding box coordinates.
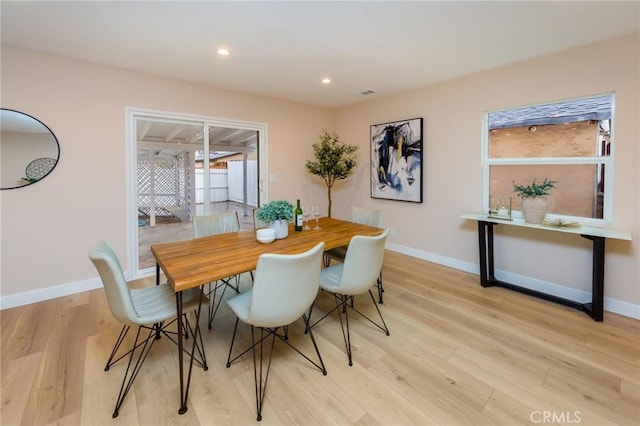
[192,211,241,328]
[324,207,386,303]
[309,229,390,366]
[88,240,207,418]
[225,242,326,421]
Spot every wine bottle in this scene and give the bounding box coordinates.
[294,199,303,231]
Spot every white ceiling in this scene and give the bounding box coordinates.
[1,1,639,109]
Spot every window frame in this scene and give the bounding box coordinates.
[482,94,615,226]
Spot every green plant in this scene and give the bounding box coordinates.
[305,130,358,217]
[256,200,294,222]
[513,178,558,197]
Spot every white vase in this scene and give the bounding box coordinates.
[521,197,547,224]
[269,219,289,239]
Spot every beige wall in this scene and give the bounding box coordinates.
[333,33,639,309]
[0,47,333,297]
[1,33,638,314]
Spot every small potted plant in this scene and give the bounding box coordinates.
[256,200,294,239]
[513,178,557,224]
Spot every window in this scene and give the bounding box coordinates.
[483,94,614,225]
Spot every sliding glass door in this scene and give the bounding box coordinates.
[125,108,267,277]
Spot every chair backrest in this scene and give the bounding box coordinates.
[192,211,240,238]
[88,240,138,325]
[337,228,389,295]
[249,242,325,327]
[350,207,384,228]
[253,208,270,229]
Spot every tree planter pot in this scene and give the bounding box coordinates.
[269,219,289,239]
[521,197,547,224]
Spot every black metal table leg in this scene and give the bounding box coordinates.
[176,288,207,415]
[176,292,187,414]
[475,220,599,321]
[184,290,205,411]
[155,263,162,339]
[581,235,605,321]
[478,221,497,287]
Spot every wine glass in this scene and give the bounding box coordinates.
[313,205,321,230]
[303,205,311,230]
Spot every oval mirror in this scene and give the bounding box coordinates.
[1,109,60,190]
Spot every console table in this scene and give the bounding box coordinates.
[461,213,631,321]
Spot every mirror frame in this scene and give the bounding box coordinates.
[1,108,60,190]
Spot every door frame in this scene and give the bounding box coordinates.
[125,107,268,279]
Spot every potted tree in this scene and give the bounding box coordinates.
[305,130,358,217]
[255,200,294,239]
[513,178,557,224]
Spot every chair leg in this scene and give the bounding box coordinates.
[234,274,241,292]
[226,318,240,368]
[104,325,130,371]
[334,294,354,366]
[106,309,208,418]
[112,325,157,418]
[105,324,163,371]
[377,271,384,304]
[252,326,277,421]
[305,304,314,334]
[207,280,232,329]
[227,321,326,421]
[351,290,390,337]
[181,317,189,339]
[208,276,242,329]
[302,313,327,375]
[226,322,272,368]
[180,312,208,371]
[309,291,389,366]
[275,321,326,375]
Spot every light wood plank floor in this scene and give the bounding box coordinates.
[2,251,639,425]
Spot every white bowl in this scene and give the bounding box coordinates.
[256,228,276,244]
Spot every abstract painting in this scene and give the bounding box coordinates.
[370,118,423,202]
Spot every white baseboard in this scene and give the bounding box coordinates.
[0,277,103,310]
[2,246,639,320]
[385,242,640,320]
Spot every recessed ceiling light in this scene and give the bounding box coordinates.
[217,48,230,56]
[322,78,331,84]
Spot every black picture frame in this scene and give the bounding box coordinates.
[370,117,423,203]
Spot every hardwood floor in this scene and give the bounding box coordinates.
[2,251,638,425]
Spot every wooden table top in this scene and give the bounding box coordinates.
[151,217,383,292]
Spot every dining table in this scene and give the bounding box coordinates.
[150,216,384,414]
